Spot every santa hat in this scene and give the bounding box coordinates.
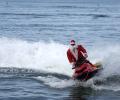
[70,40,75,45]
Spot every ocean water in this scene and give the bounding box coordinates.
[0,0,120,100]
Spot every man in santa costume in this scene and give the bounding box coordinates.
[67,40,88,69]
[67,40,98,80]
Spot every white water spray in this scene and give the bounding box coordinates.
[0,37,72,76]
[0,37,120,80]
[88,44,120,78]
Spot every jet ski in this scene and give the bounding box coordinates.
[72,60,102,81]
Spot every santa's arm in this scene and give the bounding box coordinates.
[79,45,88,58]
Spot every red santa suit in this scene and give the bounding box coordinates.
[67,44,97,80]
[67,45,88,68]
[67,40,98,80]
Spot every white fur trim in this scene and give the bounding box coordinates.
[70,45,78,60]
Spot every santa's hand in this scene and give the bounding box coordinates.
[83,53,88,58]
[81,51,88,58]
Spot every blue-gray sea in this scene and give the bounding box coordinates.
[0,0,120,100]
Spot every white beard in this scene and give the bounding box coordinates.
[69,44,77,50]
[69,45,78,60]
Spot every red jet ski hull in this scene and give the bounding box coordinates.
[72,62,101,81]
